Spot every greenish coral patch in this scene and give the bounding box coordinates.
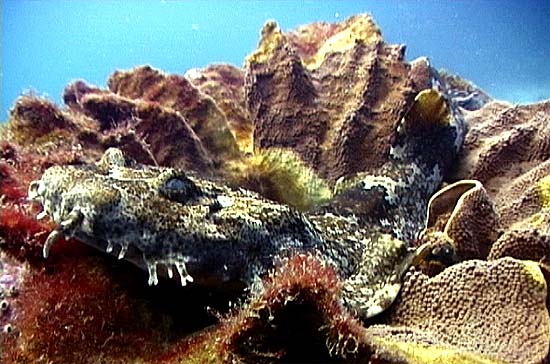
[371,337,507,364]
[227,148,332,211]
[245,21,286,65]
[536,175,550,208]
[304,15,382,69]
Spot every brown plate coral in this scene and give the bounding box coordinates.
[1,14,550,364]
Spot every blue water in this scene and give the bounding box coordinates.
[2,0,550,120]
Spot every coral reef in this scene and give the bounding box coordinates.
[1,13,550,364]
[421,180,500,260]
[375,258,549,364]
[438,69,492,111]
[245,16,408,182]
[185,64,253,153]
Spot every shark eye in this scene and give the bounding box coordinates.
[158,170,201,203]
[165,178,186,191]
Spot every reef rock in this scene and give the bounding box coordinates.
[244,15,467,183]
[108,65,241,165]
[185,64,253,153]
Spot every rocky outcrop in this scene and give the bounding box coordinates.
[245,16,412,182]
[186,64,253,153]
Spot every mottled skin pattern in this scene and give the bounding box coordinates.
[29,150,322,287]
[28,88,464,319]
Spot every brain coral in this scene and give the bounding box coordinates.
[372,258,550,364]
[453,101,550,205]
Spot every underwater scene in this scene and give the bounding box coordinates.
[1,1,550,363]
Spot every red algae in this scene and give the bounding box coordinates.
[2,254,159,364]
[0,144,27,201]
[172,253,369,364]
[0,205,51,262]
[0,163,26,201]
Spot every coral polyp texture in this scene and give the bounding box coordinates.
[1,13,550,364]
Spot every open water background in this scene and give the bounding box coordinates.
[2,0,549,120]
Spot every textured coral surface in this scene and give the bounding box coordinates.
[1,14,550,364]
